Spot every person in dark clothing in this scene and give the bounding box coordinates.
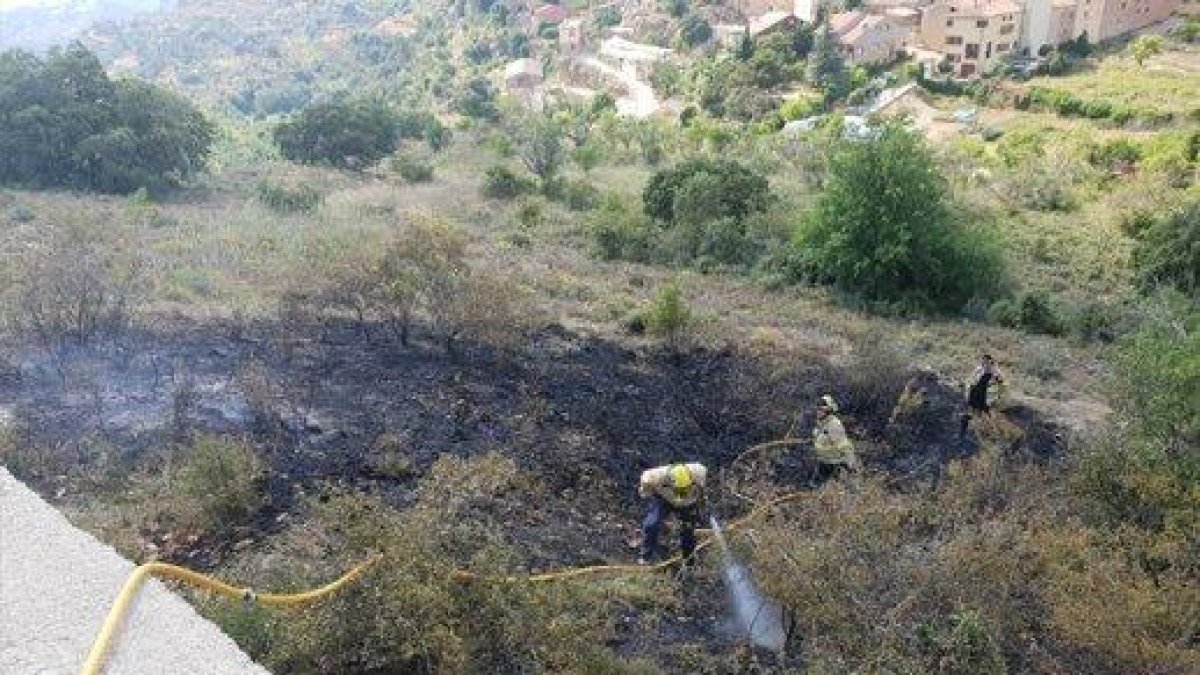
[960,354,1006,437]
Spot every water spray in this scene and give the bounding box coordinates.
[709,516,787,653]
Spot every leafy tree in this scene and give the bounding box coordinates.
[661,0,689,18]
[677,14,713,48]
[0,44,213,194]
[274,99,401,169]
[1132,199,1200,295]
[505,111,565,181]
[1128,34,1164,67]
[643,158,772,225]
[805,25,849,100]
[453,76,499,120]
[1063,31,1092,57]
[595,5,622,28]
[736,32,755,61]
[792,22,816,58]
[792,125,1004,312]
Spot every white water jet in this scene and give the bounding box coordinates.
[709,516,787,653]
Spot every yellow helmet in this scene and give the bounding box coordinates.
[669,464,693,493]
[818,395,839,414]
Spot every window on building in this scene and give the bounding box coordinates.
[1000,24,1014,34]
[946,19,954,26]
[965,43,980,58]
[996,42,1010,51]
[977,19,989,27]
[946,35,964,45]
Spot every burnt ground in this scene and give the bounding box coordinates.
[0,319,1069,665]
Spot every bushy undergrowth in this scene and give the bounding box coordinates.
[746,444,1198,673]
[0,212,145,350]
[1131,197,1200,295]
[390,154,435,184]
[283,219,533,355]
[257,180,322,214]
[172,435,265,533]
[1022,86,1166,126]
[214,454,666,674]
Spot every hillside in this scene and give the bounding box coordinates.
[1,2,1199,674]
[0,0,170,50]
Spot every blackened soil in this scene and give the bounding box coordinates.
[0,320,1068,666]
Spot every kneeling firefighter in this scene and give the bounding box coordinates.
[638,462,707,566]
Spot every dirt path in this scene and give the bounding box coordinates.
[578,55,659,118]
[0,467,267,675]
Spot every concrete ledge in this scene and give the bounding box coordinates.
[0,468,269,675]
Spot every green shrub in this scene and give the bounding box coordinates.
[1087,138,1142,170]
[644,158,772,225]
[5,202,35,223]
[644,283,692,348]
[780,95,823,121]
[989,290,1064,335]
[259,455,652,673]
[595,5,621,27]
[390,154,435,183]
[482,165,535,200]
[274,99,401,169]
[1132,199,1200,295]
[1010,167,1077,212]
[1043,50,1069,76]
[256,180,322,214]
[543,177,599,211]
[1111,293,1200,452]
[792,124,1004,313]
[1081,99,1113,119]
[1070,300,1118,342]
[1140,132,1197,187]
[175,436,264,533]
[589,194,657,262]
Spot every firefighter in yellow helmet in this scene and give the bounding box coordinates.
[637,462,707,566]
[812,395,858,484]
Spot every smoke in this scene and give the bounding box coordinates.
[709,516,787,653]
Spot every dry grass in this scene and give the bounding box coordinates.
[1028,48,1200,117]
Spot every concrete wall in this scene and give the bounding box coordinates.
[921,1,1023,77]
[1075,0,1181,41]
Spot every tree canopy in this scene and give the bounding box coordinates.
[805,25,849,101]
[0,43,214,194]
[274,99,403,169]
[643,158,772,225]
[793,125,1004,312]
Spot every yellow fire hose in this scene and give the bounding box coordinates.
[80,557,379,675]
[82,438,812,674]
